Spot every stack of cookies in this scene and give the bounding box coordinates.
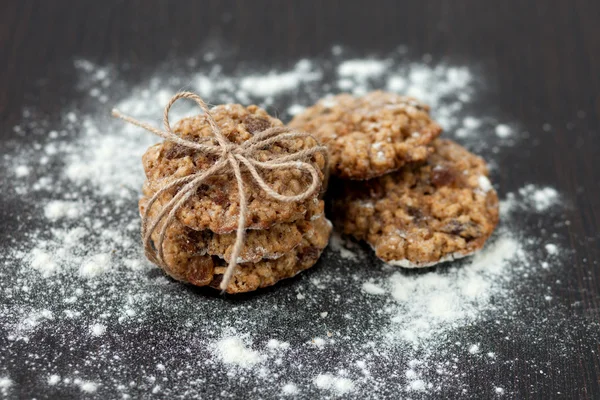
[139,104,331,293]
[289,91,499,268]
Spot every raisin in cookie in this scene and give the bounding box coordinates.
[332,139,499,267]
[140,195,325,263]
[289,91,442,180]
[142,104,327,233]
[158,215,332,293]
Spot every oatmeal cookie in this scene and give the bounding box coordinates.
[332,139,499,267]
[142,104,327,233]
[140,195,325,263]
[157,215,332,293]
[289,91,442,180]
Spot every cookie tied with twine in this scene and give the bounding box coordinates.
[111,92,328,292]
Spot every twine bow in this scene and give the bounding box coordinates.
[111,92,327,291]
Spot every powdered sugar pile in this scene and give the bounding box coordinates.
[0,45,587,398]
[216,337,263,368]
[383,237,522,345]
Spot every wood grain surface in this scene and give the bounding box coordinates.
[1,1,599,399]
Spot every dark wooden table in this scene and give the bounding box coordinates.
[1,1,599,399]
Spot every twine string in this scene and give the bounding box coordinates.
[111,91,327,292]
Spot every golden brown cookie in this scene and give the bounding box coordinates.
[332,139,499,267]
[289,91,442,180]
[140,194,325,263]
[157,215,332,293]
[142,104,327,234]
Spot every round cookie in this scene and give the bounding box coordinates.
[289,91,442,180]
[142,103,327,234]
[158,215,332,294]
[332,139,499,267]
[140,194,325,264]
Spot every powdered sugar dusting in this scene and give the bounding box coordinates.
[47,374,61,385]
[240,59,321,98]
[386,237,521,345]
[519,185,560,211]
[282,382,299,395]
[44,200,83,221]
[0,45,586,399]
[89,323,107,336]
[313,373,355,395]
[362,281,386,295]
[329,232,361,261]
[495,124,512,138]
[0,377,13,396]
[76,379,99,393]
[216,337,262,368]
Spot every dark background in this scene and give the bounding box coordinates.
[1,1,599,399]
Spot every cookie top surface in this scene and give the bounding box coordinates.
[333,139,499,267]
[142,104,327,233]
[158,214,332,294]
[141,194,325,264]
[289,91,442,180]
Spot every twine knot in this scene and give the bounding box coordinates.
[112,92,327,292]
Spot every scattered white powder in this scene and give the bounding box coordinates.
[501,185,564,217]
[89,323,107,336]
[387,65,473,130]
[338,59,388,79]
[518,185,560,211]
[463,116,481,129]
[532,188,559,210]
[15,165,30,177]
[408,379,426,391]
[281,383,298,395]
[495,124,512,138]
[329,233,359,260]
[44,200,82,221]
[79,253,111,278]
[386,236,521,345]
[468,344,480,354]
[313,374,355,395]
[240,59,321,97]
[362,281,386,295]
[216,337,262,368]
[545,244,558,255]
[266,339,289,350]
[75,379,98,393]
[337,59,390,95]
[387,75,407,92]
[0,46,578,398]
[0,377,13,395]
[29,248,59,277]
[456,116,483,138]
[287,104,306,116]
